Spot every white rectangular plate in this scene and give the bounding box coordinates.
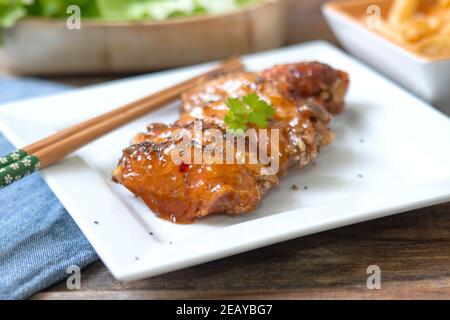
[1,41,449,281]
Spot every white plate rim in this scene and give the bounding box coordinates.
[0,41,449,281]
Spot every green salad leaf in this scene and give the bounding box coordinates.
[0,1,28,28]
[0,0,262,28]
[28,0,99,17]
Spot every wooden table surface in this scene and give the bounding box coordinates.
[1,0,449,300]
[34,202,450,300]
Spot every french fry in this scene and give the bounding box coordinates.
[441,22,450,35]
[379,0,450,58]
[439,0,450,8]
[400,16,440,42]
[415,35,450,57]
[388,0,420,26]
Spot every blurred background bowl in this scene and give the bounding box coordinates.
[323,0,450,112]
[2,0,286,75]
[1,0,341,76]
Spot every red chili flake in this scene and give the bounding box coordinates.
[179,161,189,173]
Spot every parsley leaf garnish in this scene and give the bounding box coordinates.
[224,93,275,133]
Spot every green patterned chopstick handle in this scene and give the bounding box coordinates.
[0,154,40,188]
[0,149,28,168]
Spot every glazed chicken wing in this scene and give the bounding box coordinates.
[113,62,349,223]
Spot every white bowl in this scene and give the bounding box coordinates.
[322,0,450,113]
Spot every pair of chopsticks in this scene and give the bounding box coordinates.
[0,58,244,188]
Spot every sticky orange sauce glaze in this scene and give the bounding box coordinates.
[113,62,349,223]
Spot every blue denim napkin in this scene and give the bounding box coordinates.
[0,77,98,300]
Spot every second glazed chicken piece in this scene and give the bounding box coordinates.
[113,62,349,223]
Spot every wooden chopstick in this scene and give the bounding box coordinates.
[23,58,242,156]
[0,58,244,188]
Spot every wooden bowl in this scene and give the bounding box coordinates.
[2,0,283,75]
